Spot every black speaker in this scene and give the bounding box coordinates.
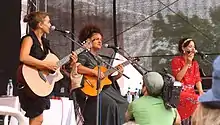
[52,69,71,97]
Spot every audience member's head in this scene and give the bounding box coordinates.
[192,56,220,125]
[142,72,164,97]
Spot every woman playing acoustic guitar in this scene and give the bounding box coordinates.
[16,11,78,125]
[75,24,129,125]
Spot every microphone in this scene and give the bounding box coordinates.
[186,49,207,58]
[195,50,208,58]
[186,49,196,54]
[104,44,120,50]
[50,26,71,34]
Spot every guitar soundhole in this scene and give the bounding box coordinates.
[49,70,55,74]
[38,71,47,82]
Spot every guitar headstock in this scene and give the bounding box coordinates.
[130,57,140,62]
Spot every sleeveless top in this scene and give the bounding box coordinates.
[20,31,50,63]
[17,31,52,118]
[17,31,52,85]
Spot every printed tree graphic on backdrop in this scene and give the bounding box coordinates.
[152,6,220,75]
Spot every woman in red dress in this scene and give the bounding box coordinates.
[171,38,204,125]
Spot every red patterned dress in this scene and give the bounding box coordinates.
[171,56,201,120]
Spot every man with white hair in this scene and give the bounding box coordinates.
[125,72,181,125]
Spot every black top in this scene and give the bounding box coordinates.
[76,50,128,125]
[77,50,102,69]
[17,31,51,118]
[78,51,121,91]
[20,31,50,62]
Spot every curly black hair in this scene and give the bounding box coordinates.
[78,24,103,43]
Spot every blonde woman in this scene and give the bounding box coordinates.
[16,11,77,125]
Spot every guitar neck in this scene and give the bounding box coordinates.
[104,60,131,76]
[56,47,85,67]
[56,54,71,67]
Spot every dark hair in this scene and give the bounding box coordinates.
[78,24,103,43]
[178,38,196,53]
[23,11,49,30]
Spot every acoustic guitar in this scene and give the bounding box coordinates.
[18,41,91,97]
[81,58,139,96]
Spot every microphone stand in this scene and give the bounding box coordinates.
[93,54,132,125]
[108,46,119,67]
[116,48,150,75]
[200,55,213,65]
[62,34,102,125]
[93,56,101,125]
[199,54,213,78]
[96,54,130,79]
[61,33,129,125]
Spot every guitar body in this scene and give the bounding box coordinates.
[81,66,112,96]
[21,53,63,97]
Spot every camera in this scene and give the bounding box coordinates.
[161,73,182,109]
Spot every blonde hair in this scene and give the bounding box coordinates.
[192,103,220,125]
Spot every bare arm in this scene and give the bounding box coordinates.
[175,64,190,81]
[114,73,122,81]
[125,103,134,122]
[20,37,47,69]
[174,109,181,125]
[113,64,124,80]
[196,81,203,95]
[172,51,194,81]
[77,64,105,79]
[77,65,96,76]
[195,62,203,95]
[20,36,57,71]
[125,110,133,122]
[69,52,78,70]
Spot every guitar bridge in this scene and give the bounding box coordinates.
[85,79,94,88]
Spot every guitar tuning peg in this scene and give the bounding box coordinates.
[130,57,140,62]
[135,57,140,62]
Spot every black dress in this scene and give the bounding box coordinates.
[16,31,51,118]
[75,51,129,125]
